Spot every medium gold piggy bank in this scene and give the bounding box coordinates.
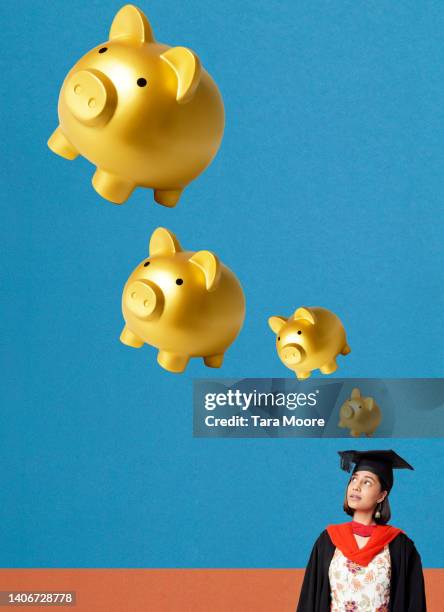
[268,306,350,379]
[120,227,245,372]
[48,4,224,207]
[338,388,382,437]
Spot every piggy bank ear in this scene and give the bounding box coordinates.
[268,316,287,334]
[351,388,361,400]
[293,307,316,325]
[161,47,201,103]
[189,251,221,291]
[149,227,182,256]
[364,397,375,411]
[110,5,155,43]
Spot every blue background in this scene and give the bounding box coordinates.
[1,1,443,567]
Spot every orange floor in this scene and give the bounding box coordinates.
[0,569,442,611]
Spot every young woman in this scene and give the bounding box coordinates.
[296,450,426,611]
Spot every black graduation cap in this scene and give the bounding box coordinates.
[338,450,414,492]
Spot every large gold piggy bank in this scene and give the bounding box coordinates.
[268,306,350,379]
[121,227,245,372]
[48,4,224,207]
[338,388,382,437]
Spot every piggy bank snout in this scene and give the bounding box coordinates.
[125,280,164,320]
[341,404,355,419]
[280,343,304,365]
[64,69,117,126]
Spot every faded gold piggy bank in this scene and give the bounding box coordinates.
[338,388,381,437]
[120,227,245,372]
[48,4,224,207]
[268,306,350,379]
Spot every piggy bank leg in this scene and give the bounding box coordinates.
[341,344,351,355]
[157,350,189,373]
[93,169,135,204]
[351,430,361,438]
[204,354,224,368]
[295,370,311,380]
[320,360,338,375]
[120,326,144,348]
[154,189,183,208]
[47,126,79,160]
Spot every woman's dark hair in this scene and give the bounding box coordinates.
[343,475,391,525]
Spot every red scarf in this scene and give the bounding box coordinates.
[327,522,403,566]
[351,520,376,537]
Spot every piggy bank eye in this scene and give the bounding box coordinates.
[143,261,150,267]
[176,278,184,285]
[297,330,302,335]
[98,47,108,54]
[277,336,280,341]
[137,78,148,87]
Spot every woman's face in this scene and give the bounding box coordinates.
[347,470,387,512]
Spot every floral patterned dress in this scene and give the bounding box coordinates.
[328,545,391,611]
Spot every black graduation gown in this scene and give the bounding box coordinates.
[296,530,427,611]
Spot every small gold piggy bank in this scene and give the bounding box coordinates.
[268,306,350,379]
[339,388,382,437]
